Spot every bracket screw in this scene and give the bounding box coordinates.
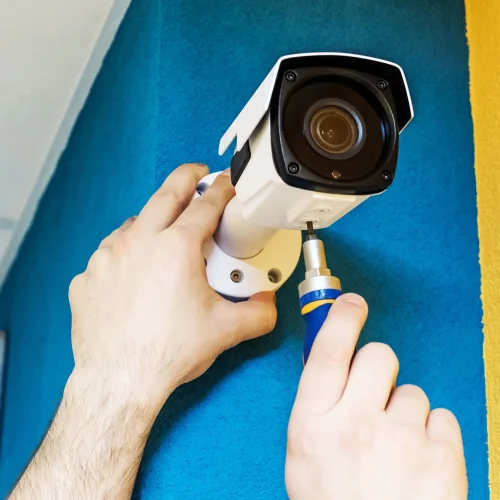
[230,270,243,283]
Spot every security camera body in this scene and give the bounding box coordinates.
[218,52,414,231]
[202,53,413,299]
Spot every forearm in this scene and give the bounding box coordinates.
[10,370,161,500]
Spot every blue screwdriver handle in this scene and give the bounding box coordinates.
[300,288,342,363]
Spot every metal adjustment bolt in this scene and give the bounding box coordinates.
[377,80,388,90]
[288,163,300,174]
[381,170,392,181]
[285,71,297,82]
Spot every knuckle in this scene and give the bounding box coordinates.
[178,162,208,176]
[287,419,325,456]
[164,226,183,241]
[197,197,221,217]
[68,274,84,299]
[98,234,112,248]
[288,415,360,457]
[114,229,136,252]
[360,342,398,367]
[315,342,352,368]
[208,176,235,199]
[431,408,459,426]
[122,215,137,228]
[87,248,111,274]
[391,421,416,441]
[153,188,182,205]
[166,226,196,253]
[156,165,207,201]
[286,419,302,447]
[397,384,430,405]
[388,421,421,451]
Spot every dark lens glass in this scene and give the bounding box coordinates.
[309,106,358,155]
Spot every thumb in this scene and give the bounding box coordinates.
[220,292,278,348]
[294,294,367,416]
[99,216,137,249]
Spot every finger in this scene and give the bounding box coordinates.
[99,217,136,248]
[216,292,277,348]
[293,294,368,416]
[133,163,209,234]
[386,384,430,425]
[341,342,399,412]
[173,172,235,244]
[427,408,464,452]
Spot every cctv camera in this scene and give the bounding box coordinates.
[202,53,413,298]
[219,52,413,230]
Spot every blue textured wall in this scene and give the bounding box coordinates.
[0,0,488,498]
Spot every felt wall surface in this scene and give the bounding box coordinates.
[0,0,488,498]
[466,0,500,497]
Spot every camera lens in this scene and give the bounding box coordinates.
[309,106,358,155]
[303,99,365,160]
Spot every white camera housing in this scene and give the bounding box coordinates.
[202,53,413,299]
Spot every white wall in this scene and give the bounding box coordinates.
[0,0,131,288]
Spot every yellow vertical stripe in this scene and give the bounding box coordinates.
[465,1,500,496]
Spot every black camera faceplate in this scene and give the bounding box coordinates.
[270,56,405,195]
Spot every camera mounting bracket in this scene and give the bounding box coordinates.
[199,173,302,299]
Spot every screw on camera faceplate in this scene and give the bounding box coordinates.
[381,170,392,181]
[285,71,297,82]
[377,80,388,90]
[287,162,300,174]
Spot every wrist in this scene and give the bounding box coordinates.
[65,367,169,426]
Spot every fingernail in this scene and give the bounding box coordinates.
[338,293,366,307]
[192,163,209,173]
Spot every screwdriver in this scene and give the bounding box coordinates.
[298,222,342,363]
